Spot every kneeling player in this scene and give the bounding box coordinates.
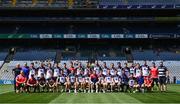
[112,71,121,92]
[144,76,152,92]
[56,70,66,92]
[76,71,84,92]
[38,73,46,92]
[135,73,145,93]
[97,70,104,93]
[90,71,98,93]
[66,70,76,93]
[104,70,113,92]
[27,74,37,93]
[16,71,27,93]
[83,71,91,93]
[47,77,56,92]
[128,74,135,93]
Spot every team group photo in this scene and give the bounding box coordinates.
[13,60,169,94]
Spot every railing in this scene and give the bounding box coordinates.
[0,0,180,9]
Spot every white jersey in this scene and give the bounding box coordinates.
[29,69,36,78]
[76,69,81,75]
[38,68,45,77]
[85,76,90,83]
[84,68,89,75]
[46,69,53,79]
[110,69,115,76]
[57,76,65,83]
[130,67,135,74]
[135,68,141,77]
[142,66,149,76]
[102,68,107,76]
[117,68,122,76]
[70,76,75,83]
[113,76,119,83]
[129,79,135,87]
[94,66,100,74]
[106,75,111,83]
[53,68,60,77]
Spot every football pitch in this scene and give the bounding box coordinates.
[0,84,180,103]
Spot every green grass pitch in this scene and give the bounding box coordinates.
[0,84,180,103]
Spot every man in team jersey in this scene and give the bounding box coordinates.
[27,74,37,93]
[62,63,69,76]
[15,70,27,93]
[141,61,150,78]
[76,62,84,76]
[102,62,108,76]
[123,63,130,78]
[22,63,29,79]
[69,62,75,72]
[150,62,159,90]
[112,70,121,92]
[97,70,104,93]
[46,63,53,81]
[158,62,169,92]
[135,63,142,78]
[47,77,56,92]
[56,70,66,92]
[90,70,99,93]
[121,70,129,92]
[37,73,46,92]
[110,63,116,76]
[94,61,101,75]
[116,62,123,77]
[129,63,136,77]
[37,63,46,80]
[104,70,113,92]
[75,70,84,92]
[84,62,90,76]
[67,70,76,93]
[128,74,136,93]
[83,70,91,93]
[28,63,36,79]
[53,63,60,81]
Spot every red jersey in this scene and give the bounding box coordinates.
[16,74,27,86]
[28,78,37,85]
[69,67,75,72]
[150,67,158,78]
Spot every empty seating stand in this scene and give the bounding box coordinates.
[13,50,56,61]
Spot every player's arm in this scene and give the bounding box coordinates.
[27,79,31,86]
[166,68,169,77]
[15,76,21,84]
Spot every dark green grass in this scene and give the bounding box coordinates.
[0,84,179,103]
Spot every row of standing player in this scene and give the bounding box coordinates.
[14,61,169,93]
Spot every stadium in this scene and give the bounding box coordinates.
[0,0,180,103]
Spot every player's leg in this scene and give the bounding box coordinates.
[162,77,167,92]
[95,82,99,93]
[87,82,91,93]
[90,82,94,93]
[110,82,114,92]
[74,82,78,93]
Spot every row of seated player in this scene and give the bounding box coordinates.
[99,0,180,6]
[132,50,180,60]
[0,25,178,34]
[13,50,56,61]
